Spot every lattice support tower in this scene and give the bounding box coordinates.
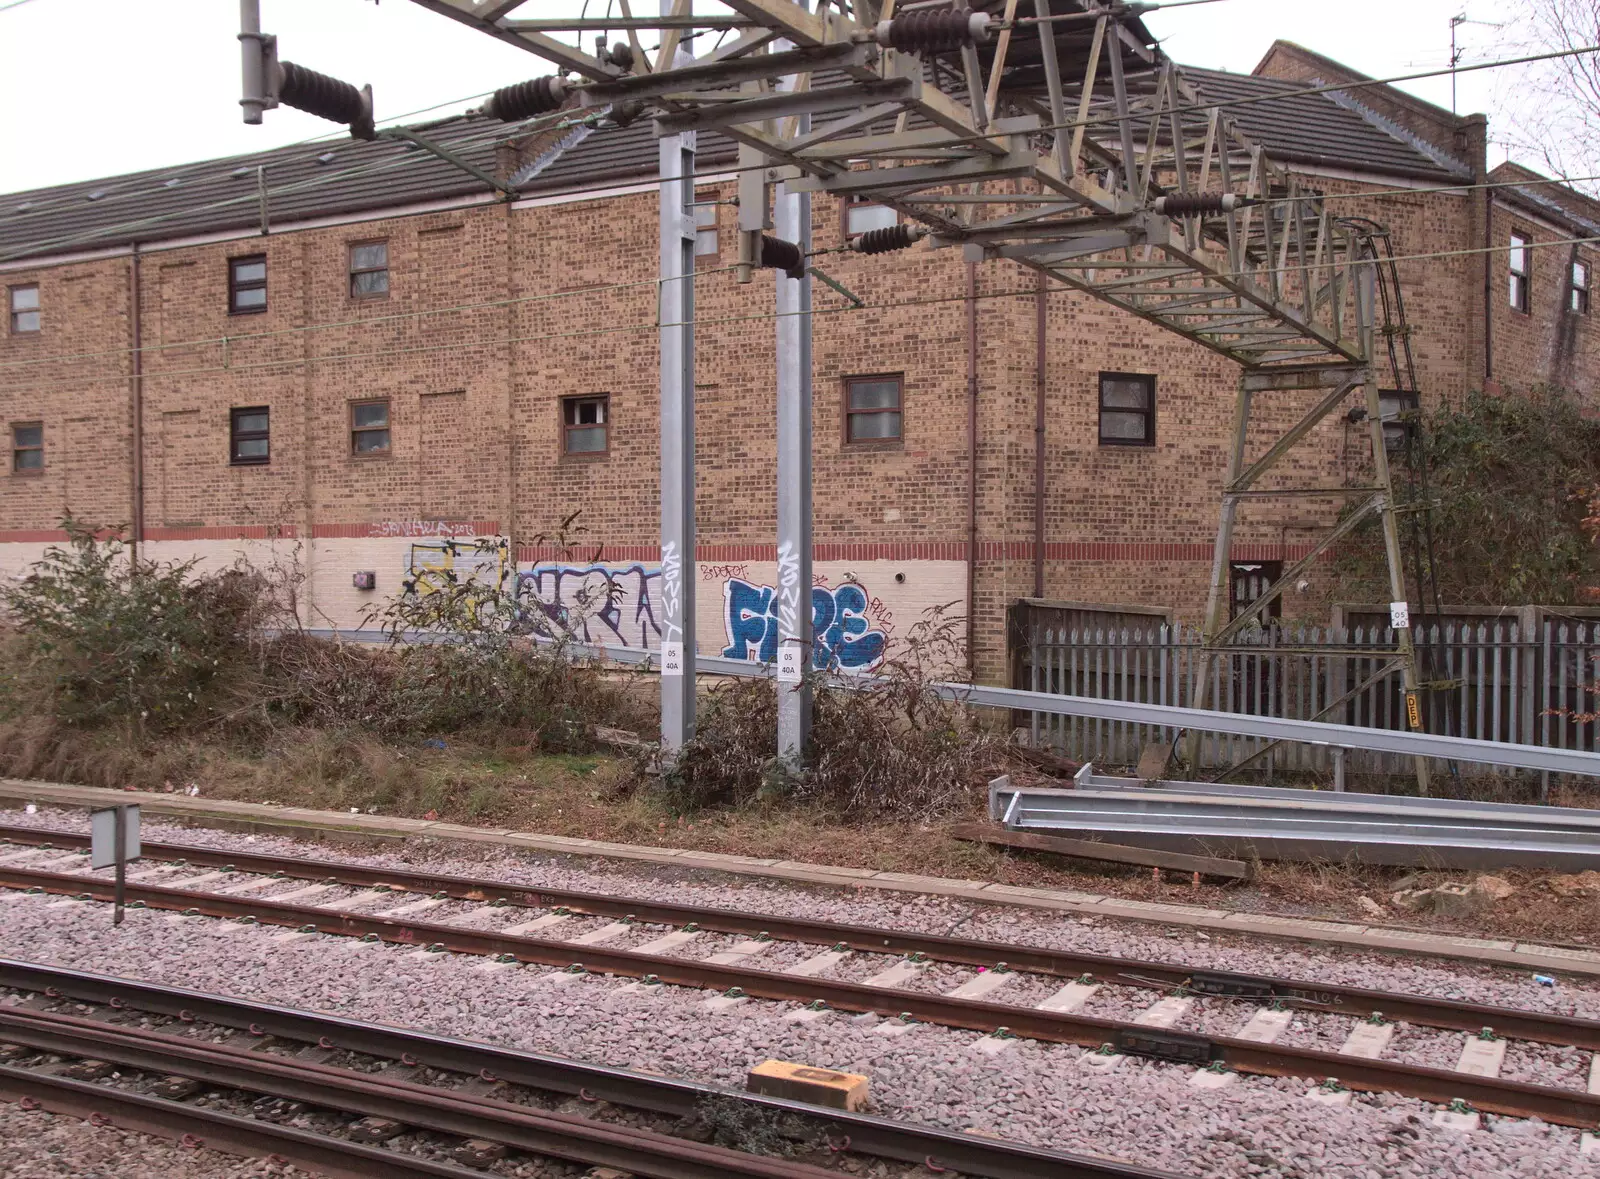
[392,0,1428,781]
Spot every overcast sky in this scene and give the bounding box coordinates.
[0,0,1521,195]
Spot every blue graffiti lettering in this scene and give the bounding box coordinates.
[722,578,888,670]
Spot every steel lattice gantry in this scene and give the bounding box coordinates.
[404,0,1425,779]
[416,0,1369,366]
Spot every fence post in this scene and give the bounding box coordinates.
[1542,619,1553,802]
[1029,623,1041,750]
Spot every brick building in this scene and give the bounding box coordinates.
[1,41,1595,684]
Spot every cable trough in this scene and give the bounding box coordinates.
[4,832,1600,1130]
[988,768,1600,870]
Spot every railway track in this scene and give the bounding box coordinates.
[0,999,879,1179]
[3,826,1600,1137]
[0,958,1147,1179]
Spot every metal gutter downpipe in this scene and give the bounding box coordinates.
[129,243,144,561]
[966,261,979,674]
[1034,272,1047,599]
[1483,193,1494,384]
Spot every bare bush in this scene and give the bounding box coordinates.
[0,515,650,759]
[653,607,1012,821]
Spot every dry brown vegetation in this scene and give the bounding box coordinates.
[5,522,1600,946]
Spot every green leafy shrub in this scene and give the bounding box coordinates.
[1337,387,1600,605]
[0,519,272,732]
[0,516,648,754]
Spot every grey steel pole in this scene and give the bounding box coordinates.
[775,178,814,765]
[239,0,267,125]
[1356,259,1431,795]
[659,128,697,752]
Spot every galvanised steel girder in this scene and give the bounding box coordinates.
[406,0,1363,368]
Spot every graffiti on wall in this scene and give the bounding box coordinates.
[517,564,662,648]
[508,562,893,669]
[723,579,888,670]
[376,521,483,538]
[406,538,510,595]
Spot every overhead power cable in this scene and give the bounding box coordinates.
[0,109,594,264]
[0,82,542,229]
[911,43,1600,155]
[3,39,1595,265]
[4,160,1596,374]
[5,192,1591,376]
[4,229,1596,395]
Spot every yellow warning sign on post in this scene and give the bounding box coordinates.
[1405,691,1422,731]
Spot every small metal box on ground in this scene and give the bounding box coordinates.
[745,1060,869,1111]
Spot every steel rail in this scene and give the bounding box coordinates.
[0,1006,836,1179]
[0,1065,481,1179]
[0,958,1173,1179]
[7,865,1600,1127]
[288,628,1600,778]
[7,826,1600,1049]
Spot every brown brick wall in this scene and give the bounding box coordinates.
[1,155,1593,684]
[1489,200,1600,397]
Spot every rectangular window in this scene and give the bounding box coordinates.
[843,374,903,443]
[844,196,898,237]
[1573,258,1591,315]
[228,255,267,314]
[1509,232,1530,313]
[562,394,609,454]
[1098,372,1155,446]
[349,240,389,299]
[11,422,42,473]
[9,285,39,333]
[695,199,720,258]
[350,399,391,455]
[229,406,270,465]
[1230,561,1283,621]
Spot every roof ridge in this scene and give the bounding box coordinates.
[1253,39,1465,126]
[1311,81,1473,180]
[0,115,487,205]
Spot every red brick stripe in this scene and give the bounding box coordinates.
[0,529,69,543]
[0,527,1326,565]
[512,541,1329,565]
[0,527,297,543]
[313,521,500,539]
[144,525,298,541]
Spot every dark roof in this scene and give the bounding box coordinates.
[0,119,493,263]
[1,63,1461,263]
[1183,68,1469,182]
[1491,162,1600,238]
[0,115,736,264]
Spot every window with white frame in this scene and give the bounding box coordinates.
[1509,232,1531,313]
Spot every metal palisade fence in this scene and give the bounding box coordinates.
[1023,620,1600,782]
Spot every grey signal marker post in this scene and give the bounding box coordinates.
[90,804,140,927]
[774,8,814,768]
[658,126,697,753]
[774,179,814,763]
